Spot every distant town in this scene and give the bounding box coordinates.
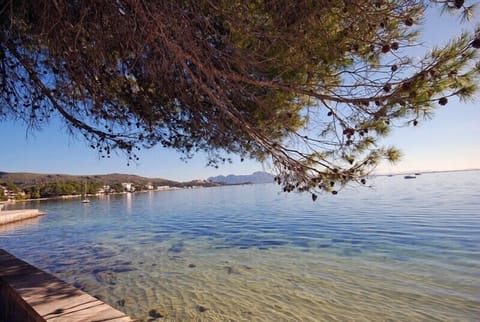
[0,171,274,202]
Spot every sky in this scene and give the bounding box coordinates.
[0,6,479,182]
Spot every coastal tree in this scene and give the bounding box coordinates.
[0,186,7,201]
[110,183,126,194]
[1,0,479,197]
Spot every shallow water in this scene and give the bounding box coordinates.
[1,171,479,321]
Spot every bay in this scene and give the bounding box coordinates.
[1,171,479,321]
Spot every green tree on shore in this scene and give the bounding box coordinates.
[110,183,126,194]
[0,187,7,201]
[1,0,479,196]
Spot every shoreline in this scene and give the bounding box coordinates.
[1,187,184,205]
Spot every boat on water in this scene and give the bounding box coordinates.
[404,175,416,179]
[82,182,90,203]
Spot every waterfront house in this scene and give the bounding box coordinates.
[121,183,134,192]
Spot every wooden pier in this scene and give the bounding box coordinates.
[0,249,132,321]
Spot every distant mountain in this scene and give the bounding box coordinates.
[208,171,274,185]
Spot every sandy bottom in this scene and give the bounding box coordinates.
[46,237,479,322]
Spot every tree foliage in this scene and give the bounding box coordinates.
[0,186,7,201]
[1,0,479,197]
[2,180,105,199]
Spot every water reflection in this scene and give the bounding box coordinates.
[126,192,133,215]
[0,216,41,233]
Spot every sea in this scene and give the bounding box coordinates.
[1,171,479,321]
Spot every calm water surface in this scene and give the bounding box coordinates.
[1,171,479,321]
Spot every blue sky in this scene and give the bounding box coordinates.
[0,6,479,181]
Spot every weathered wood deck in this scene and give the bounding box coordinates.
[0,209,46,226]
[0,249,132,321]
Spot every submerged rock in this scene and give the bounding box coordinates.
[148,308,165,318]
[224,263,254,274]
[94,271,117,285]
[112,265,135,273]
[168,241,184,253]
[197,305,208,313]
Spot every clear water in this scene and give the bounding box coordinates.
[1,171,479,321]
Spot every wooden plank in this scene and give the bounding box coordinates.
[0,249,132,322]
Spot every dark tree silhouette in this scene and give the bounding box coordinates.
[1,0,479,197]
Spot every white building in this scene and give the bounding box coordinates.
[121,183,134,192]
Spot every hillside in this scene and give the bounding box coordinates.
[0,171,180,188]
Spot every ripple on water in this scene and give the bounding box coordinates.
[0,171,479,321]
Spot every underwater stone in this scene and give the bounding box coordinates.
[197,305,208,313]
[95,271,117,285]
[148,308,164,318]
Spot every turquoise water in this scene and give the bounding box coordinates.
[1,171,479,321]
